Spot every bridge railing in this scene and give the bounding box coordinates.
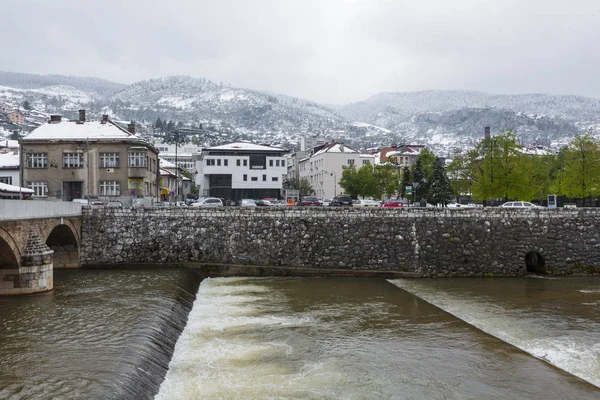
[0,200,82,221]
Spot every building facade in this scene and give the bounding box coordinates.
[299,143,375,199]
[7,110,25,125]
[21,112,159,203]
[196,142,288,202]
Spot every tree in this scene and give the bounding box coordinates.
[400,166,410,198]
[428,157,454,206]
[374,164,399,199]
[446,148,478,203]
[339,164,360,197]
[411,148,436,201]
[22,100,32,111]
[155,118,163,131]
[412,159,426,202]
[554,133,600,206]
[295,178,315,197]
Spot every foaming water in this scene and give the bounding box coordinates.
[0,268,200,400]
[157,277,599,399]
[390,277,600,389]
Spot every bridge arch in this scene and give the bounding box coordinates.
[45,221,80,269]
[525,250,546,275]
[0,228,20,268]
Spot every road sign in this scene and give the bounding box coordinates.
[405,186,412,195]
[170,191,175,197]
[130,190,135,196]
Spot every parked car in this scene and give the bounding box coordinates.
[383,199,404,208]
[500,201,542,208]
[355,199,379,207]
[191,197,224,207]
[240,199,257,207]
[255,199,274,206]
[152,201,170,207]
[106,201,123,208]
[300,196,322,206]
[72,198,89,205]
[90,200,104,206]
[329,195,353,206]
[321,199,332,207]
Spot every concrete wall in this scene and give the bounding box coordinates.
[80,207,600,277]
[0,200,82,221]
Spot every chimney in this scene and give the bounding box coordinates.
[79,109,86,122]
[484,126,490,140]
[49,115,62,123]
[101,114,108,124]
[128,123,135,134]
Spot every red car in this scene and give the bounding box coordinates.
[383,199,404,208]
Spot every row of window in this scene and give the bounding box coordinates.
[27,180,123,197]
[26,152,151,169]
[242,174,279,182]
[0,176,12,185]
[206,158,286,167]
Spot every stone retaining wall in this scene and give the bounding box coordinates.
[80,207,600,277]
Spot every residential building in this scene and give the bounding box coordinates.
[196,142,288,202]
[377,144,426,167]
[159,158,191,201]
[7,110,24,125]
[0,139,20,154]
[154,141,202,172]
[21,111,159,203]
[300,135,328,151]
[299,142,375,199]
[0,152,19,187]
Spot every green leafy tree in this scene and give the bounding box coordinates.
[554,133,600,206]
[339,164,360,197]
[295,178,315,197]
[446,148,478,203]
[428,157,454,206]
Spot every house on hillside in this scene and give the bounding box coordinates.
[21,110,159,203]
[299,142,375,199]
[376,144,426,167]
[7,110,24,125]
[196,142,288,202]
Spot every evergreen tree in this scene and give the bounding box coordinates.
[401,166,410,198]
[428,157,454,206]
[22,100,32,111]
[412,159,426,202]
[155,117,163,131]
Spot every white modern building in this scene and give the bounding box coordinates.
[196,142,288,202]
[0,151,19,187]
[299,143,375,199]
[154,141,202,172]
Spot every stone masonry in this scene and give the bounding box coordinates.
[79,207,600,277]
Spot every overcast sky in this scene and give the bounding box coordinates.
[2,0,599,104]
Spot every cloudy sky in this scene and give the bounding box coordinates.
[2,0,599,104]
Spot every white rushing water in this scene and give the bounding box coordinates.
[389,278,600,389]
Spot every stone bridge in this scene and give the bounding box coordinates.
[0,201,82,295]
[80,207,600,277]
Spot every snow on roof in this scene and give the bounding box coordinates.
[313,143,357,156]
[207,142,284,151]
[160,167,177,177]
[159,158,177,168]
[22,120,136,141]
[0,182,33,194]
[0,139,19,148]
[0,152,19,168]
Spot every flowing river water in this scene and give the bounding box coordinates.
[0,269,599,399]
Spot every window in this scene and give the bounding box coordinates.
[262,175,266,181]
[28,181,47,197]
[251,177,258,181]
[62,152,84,168]
[224,159,228,166]
[348,159,355,165]
[100,180,121,196]
[243,159,248,166]
[236,159,241,166]
[362,159,370,165]
[128,152,148,167]
[272,177,278,182]
[281,160,285,167]
[0,176,12,184]
[27,153,47,168]
[269,160,273,167]
[206,159,216,166]
[243,174,247,181]
[276,160,280,167]
[217,159,222,166]
[100,152,120,168]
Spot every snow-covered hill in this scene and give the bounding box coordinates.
[0,72,597,153]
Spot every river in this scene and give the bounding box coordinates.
[1,270,599,399]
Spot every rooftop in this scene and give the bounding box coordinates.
[22,119,137,141]
[207,142,284,151]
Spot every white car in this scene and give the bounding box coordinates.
[240,199,257,207]
[500,201,542,208]
[355,199,379,207]
[190,197,223,207]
